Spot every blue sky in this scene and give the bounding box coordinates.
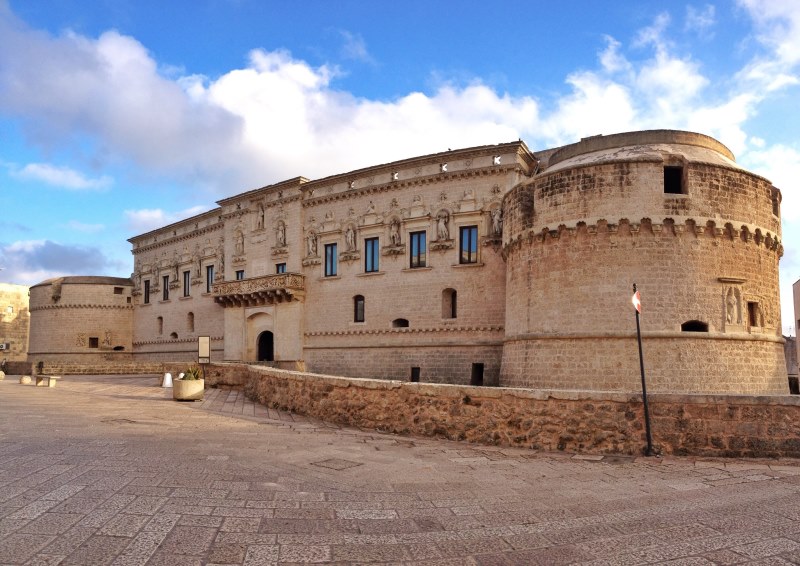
[1,0,799,333]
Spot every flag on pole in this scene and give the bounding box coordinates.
[632,290,641,313]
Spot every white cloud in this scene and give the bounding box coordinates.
[685,5,716,36]
[64,221,105,233]
[0,239,115,285]
[339,30,373,64]
[14,163,112,190]
[123,205,213,233]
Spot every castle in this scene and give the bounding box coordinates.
[28,130,789,394]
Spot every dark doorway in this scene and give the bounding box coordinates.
[410,367,420,382]
[257,331,274,362]
[471,363,484,386]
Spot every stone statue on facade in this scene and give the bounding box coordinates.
[256,203,265,230]
[193,246,202,279]
[276,221,286,247]
[390,219,401,246]
[234,229,245,256]
[172,252,179,281]
[345,225,356,251]
[306,230,318,257]
[217,242,225,276]
[436,211,450,241]
[491,207,503,236]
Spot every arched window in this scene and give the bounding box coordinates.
[170,332,178,339]
[392,318,409,328]
[353,295,365,323]
[157,316,163,335]
[442,288,457,319]
[681,320,708,332]
[188,312,195,332]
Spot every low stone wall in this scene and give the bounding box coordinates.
[24,361,191,376]
[210,362,800,458]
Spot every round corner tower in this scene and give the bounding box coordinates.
[501,130,787,394]
[28,276,134,364]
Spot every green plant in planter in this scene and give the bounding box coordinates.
[182,365,203,380]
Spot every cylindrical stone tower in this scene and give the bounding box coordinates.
[28,276,134,364]
[501,130,787,394]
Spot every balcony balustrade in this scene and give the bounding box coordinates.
[212,273,305,307]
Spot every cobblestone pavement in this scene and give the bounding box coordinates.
[2,375,800,565]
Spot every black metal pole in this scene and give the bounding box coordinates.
[633,283,654,456]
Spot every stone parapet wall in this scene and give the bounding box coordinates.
[208,362,800,458]
[304,344,502,385]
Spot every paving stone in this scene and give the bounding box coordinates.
[61,534,130,565]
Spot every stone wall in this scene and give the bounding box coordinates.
[0,283,30,362]
[207,362,800,458]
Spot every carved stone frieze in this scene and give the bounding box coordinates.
[339,250,360,263]
[430,240,454,251]
[382,244,406,256]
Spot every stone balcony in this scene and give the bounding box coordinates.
[212,273,305,307]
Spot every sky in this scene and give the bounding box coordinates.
[0,0,799,333]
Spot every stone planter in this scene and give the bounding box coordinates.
[173,379,204,401]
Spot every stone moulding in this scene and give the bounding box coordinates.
[503,217,783,256]
[212,273,305,307]
[29,303,134,312]
[305,325,504,337]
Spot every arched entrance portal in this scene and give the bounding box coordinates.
[257,331,274,362]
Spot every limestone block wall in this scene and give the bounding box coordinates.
[298,145,526,384]
[130,209,227,361]
[207,362,800,458]
[0,283,30,362]
[501,131,786,394]
[28,277,134,363]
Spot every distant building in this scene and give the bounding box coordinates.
[0,283,30,363]
[28,130,790,394]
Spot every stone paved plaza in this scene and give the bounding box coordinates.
[2,376,800,565]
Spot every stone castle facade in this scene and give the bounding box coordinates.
[28,130,789,394]
[0,283,30,364]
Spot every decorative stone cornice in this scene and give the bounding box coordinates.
[30,303,134,312]
[305,325,503,337]
[302,166,516,208]
[212,273,305,307]
[133,336,223,346]
[132,222,223,255]
[504,217,783,258]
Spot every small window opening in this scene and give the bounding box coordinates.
[126,297,131,304]
[113,287,123,295]
[772,187,781,217]
[392,318,409,328]
[471,363,484,386]
[113,346,125,351]
[157,316,163,335]
[170,332,178,339]
[681,320,708,332]
[88,337,99,348]
[664,166,685,194]
[748,302,760,327]
[354,295,365,323]
[442,288,457,319]
[410,367,421,382]
[188,312,195,333]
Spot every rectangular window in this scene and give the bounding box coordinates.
[460,225,478,264]
[183,271,190,297]
[143,280,150,304]
[325,243,337,277]
[365,237,379,273]
[162,275,170,301]
[354,295,365,323]
[206,265,214,293]
[276,263,286,274]
[410,231,426,268]
[235,270,245,280]
[113,287,123,294]
[89,337,99,348]
[664,166,685,194]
